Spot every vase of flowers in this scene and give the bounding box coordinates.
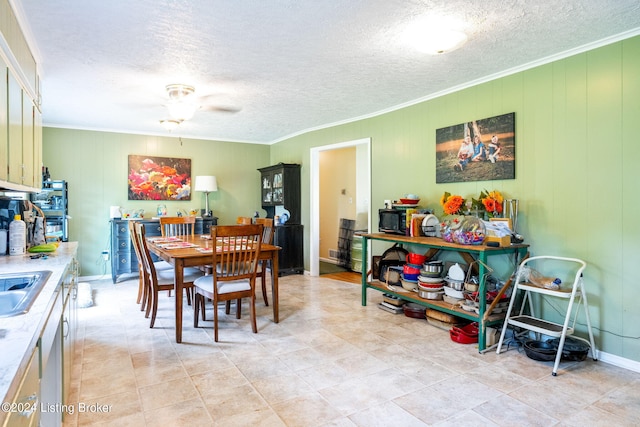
[475,190,504,218]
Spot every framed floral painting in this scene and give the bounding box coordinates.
[435,112,515,183]
[128,155,192,200]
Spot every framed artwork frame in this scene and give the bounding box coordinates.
[435,112,515,183]
[128,155,192,200]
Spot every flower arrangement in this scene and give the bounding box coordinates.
[476,190,504,217]
[440,192,466,215]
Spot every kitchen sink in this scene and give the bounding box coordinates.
[0,271,52,317]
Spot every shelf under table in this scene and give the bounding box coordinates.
[367,280,507,325]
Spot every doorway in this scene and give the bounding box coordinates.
[310,138,371,276]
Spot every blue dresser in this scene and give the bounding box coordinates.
[109,218,215,283]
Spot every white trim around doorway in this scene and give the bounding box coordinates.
[309,137,371,276]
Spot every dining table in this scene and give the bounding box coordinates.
[146,234,281,343]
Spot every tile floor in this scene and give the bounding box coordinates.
[63,274,640,426]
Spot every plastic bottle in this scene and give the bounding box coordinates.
[9,214,26,256]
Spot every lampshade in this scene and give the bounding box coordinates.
[194,175,218,192]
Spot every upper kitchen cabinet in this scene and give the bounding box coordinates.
[0,0,42,190]
[0,0,39,97]
[0,58,7,182]
[7,70,22,184]
[258,163,301,224]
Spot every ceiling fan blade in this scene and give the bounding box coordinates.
[200,105,241,113]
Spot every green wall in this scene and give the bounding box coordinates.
[43,35,639,362]
[269,36,640,362]
[42,129,269,278]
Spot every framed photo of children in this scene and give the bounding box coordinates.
[435,112,515,183]
[128,155,192,200]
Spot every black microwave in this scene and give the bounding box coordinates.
[378,209,407,235]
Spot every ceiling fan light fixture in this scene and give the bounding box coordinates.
[165,83,199,121]
[418,29,468,54]
[160,119,182,132]
[166,84,195,100]
[167,100,198,121]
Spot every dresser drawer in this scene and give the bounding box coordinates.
[115,251,136,274]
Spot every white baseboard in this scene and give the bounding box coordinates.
[597,350,640,373]
[79,274,113,281]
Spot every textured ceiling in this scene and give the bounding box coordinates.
[14,0,640,144]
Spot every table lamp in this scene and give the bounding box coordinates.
[194,175,218,217]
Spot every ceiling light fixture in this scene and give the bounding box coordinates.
[165,84,199,121]
[403,17,468,55]
[160,119,182,132]
[420,29,468,54]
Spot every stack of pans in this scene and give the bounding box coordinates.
[417,260,444,300]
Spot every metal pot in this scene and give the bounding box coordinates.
[422,260,443,273]
[446,278,465,291]
[418,289,444,300]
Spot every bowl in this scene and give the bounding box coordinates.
[419,269,442,278]
[445,277,464,291]
[443,286,465,299]
[464,282,479,292]
[448,280,465,291]
[401,279,418,291]
[443,295,463,305]
[523,340,557,361]
[419,289,444,300]
[453,323,479,336]
[450,328,478,344]
[402,273,419,282]
[422,261,443,274]
[403,303,426,318]
[418,274,443,283]
[403,264,421,275]
[418,279,444,288]
[399,198,420,205]
[406,253,427,265]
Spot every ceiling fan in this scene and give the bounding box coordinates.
[160,83,240,131]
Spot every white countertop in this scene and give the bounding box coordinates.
[0,242,78,420]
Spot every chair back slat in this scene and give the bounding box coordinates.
[159,216,196,238]
[134,223,154,277]
[254,218,274,245]
[212,225,263,286]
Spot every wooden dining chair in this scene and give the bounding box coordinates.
[254,218,274,306]
[128,220,172,310]
[134,222,203,327]
[159,216,197,299]
[236,216,253,225]
[159,216,196,238]
[193,224,263,342]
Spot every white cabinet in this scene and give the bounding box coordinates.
[39,258,78,427]
[7,69,22,184]
[0,0,42,190]
[0,57,7,181]
[2,351,40,427]
[62,259,78,411]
